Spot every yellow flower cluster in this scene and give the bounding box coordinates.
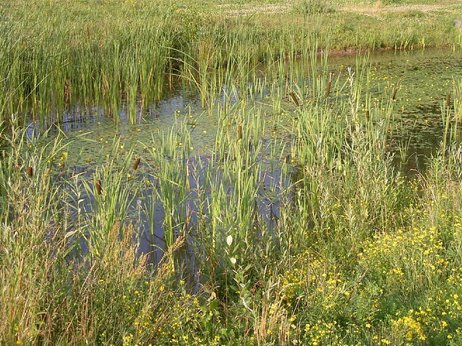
[359,226,447,292]
[280,252,346,306]
[302,320,353,346]
[392,315,426,342]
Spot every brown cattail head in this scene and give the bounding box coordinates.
[325,72,333,98]
[27,166,33,177]
[289,91,300,107]
[64,80,71,105]
[237,124,243,141]
[95,179,102,195]
[446,92,452,107]
[392,82,400,101]
[133,157,141,170]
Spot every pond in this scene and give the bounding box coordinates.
[31,47,461,263]
[40,47,461,175]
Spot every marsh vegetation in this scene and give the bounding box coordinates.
[2,0,462,345]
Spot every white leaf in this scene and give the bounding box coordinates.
[226,235,233,246]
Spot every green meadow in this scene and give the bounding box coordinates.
[2,0,462,345]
